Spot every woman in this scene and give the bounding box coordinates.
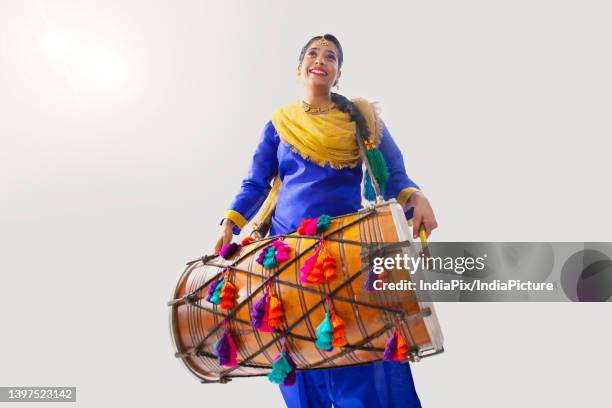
[215,34,437,408]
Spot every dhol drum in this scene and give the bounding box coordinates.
[169,200,444,384]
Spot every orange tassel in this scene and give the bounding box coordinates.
[393,329,409,361]
[318,243,337,281]
[241,236,255,246]
[219,280,238,310]
[322,256,337,280]
[300,241,336,284]
[267,294,284,328]
[297,219,311,235]
[330,312,347,347]
[306,262,325,284]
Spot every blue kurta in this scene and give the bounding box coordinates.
[225,120,422,408]
[226,120,420,236]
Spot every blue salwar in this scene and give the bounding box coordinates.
[279,361,421,408]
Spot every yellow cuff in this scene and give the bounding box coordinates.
[223,210,248,230]
[397,187,421,207]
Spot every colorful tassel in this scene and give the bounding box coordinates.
[364,263,387,291]
[322,256,337,280]
[394,329,409,361]
[297,218,319,235]
[251,286,284,331]
[268,351,296,385]
[282,353,297,386]
[206,277,224,303]
[299,248,324,284]
[364,169,377,201]
[296,219,310,235]
[263,246,278,269]
[316,214,332,233]
[300,241,336,284]
[330,312,347,347]
[259,298,274,333]
[297,215,331,236]
[315,312,334,351]
[214,329,238,367]
[219,279,238,310]
[383,331,398,361]
[299,249,317,282]
[365,148,389,195]
[219,242,240,259]
[256,239,292,270]
[251,292,268,329]
[256,248,267,265]
[241,236,255,246]
[209,277,225,305]
[364,265,378,291]
[267,293,284,328]
[383,328,409,361]
[273,240,292,262]
[318,244,337,281]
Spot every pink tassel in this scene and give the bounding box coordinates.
[304,219,319,235]
[226,331,238,367]
[259,295,274,333]
[276,250,291,263]
[297,219,312,235]
[219,242,240,259]
[299,249,319,283]
[272,240,292,262]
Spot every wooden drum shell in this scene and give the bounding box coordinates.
[169,201,444,383]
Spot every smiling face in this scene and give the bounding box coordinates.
[297,39,341,90]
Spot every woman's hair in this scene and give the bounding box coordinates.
[298,34,370,142]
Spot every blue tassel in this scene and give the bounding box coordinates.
[364,170,377,201]
[210,278,225,305]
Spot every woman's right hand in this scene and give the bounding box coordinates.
[214,219,235,254]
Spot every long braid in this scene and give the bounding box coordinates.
[330,92,370,142]
[331,92,387,199]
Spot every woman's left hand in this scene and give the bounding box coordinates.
[408,191,438,239]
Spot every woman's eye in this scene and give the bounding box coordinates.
[327,54,336,60]
[308,51,317,57]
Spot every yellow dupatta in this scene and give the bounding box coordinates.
[251,98,383,232]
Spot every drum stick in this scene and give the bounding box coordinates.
[418,226,428,248]
[408,219,428,248]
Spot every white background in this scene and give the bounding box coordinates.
[1,1,610,406]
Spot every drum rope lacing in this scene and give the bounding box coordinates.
[172,207,430,380]
[186,210,377,352]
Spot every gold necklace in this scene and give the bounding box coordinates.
[301,100,336,115]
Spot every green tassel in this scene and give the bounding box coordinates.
[365,148,389,195]
[316,215,331,233]
[268,352,293,384]
[315,312,334,350]
[263,247,278,269]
